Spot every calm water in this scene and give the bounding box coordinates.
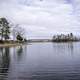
[0,42,80,80]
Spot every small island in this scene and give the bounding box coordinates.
[52,33,80,42]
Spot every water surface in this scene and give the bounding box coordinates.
[0,42,80,80]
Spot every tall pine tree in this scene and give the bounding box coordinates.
[0,18,10,40]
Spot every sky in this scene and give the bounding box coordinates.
[0,0,80,39]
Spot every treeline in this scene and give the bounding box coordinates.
[52,33,80,42]
[0,17,27,43]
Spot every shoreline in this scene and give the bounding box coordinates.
[0,43,25,47]
[0,40,80,47]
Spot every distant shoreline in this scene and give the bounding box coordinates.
[0,39,79,47]
[27,39,80,43]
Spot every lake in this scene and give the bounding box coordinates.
[0,42,80,80]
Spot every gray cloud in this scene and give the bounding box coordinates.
[0,0,80,39]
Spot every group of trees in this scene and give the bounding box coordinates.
[0,17,27,42]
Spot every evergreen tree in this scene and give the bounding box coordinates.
[0,18,10,40]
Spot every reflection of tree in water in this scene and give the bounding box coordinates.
[16,45,27,62]
[68,42,74,56]
[52,42,74,56]
[17,46,23,60]
[0,47,10,80]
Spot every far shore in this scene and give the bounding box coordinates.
[0,39,80,47]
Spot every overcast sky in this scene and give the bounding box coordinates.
[0,0,80,39]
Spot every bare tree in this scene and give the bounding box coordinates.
[12,24,26,41]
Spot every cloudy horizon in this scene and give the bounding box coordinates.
[0,0,80,39]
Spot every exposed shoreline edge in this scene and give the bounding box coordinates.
[0,43,26,47]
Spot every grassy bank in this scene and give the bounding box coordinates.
[0,43,23,47]
[0,40,27,47]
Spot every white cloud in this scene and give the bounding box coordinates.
[0,0,80,38]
